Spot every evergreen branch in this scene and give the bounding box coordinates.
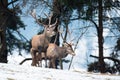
[7,0,18,6]
[90,55,120,64]
[16,30,29,42]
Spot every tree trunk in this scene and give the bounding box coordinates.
[0,29,8,63]
[98,0,105,73]
[0,0,8,63]
[52,0,62,69]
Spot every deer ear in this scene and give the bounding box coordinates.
[63,42,68,47]
[69,42,74,46]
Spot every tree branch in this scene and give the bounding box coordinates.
[90,55,120,64]
[19,58,32,65]
[7,0,18,6]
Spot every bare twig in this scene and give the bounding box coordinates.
[68,28,88,70]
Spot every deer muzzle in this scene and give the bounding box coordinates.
[50,31,56,37]
[72,52,75,56]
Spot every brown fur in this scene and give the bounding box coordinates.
[46,43,75,68]
[30,19,58,67]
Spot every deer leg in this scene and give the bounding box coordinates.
[48,61,51,68]
[48,59,52,68]
[38,46,42,67]
[44,52,47,68]
[39,53,42,67]
[36,52,41,67]
[51,59,56,69]
[31,48,37,66]
[59,58,63,69]
[37,59,42,67]
[55,59,59,69]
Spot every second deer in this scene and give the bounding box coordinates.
[46,42,75,69]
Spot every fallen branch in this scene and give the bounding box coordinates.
[19,57,49,65]
[19,58,32,65]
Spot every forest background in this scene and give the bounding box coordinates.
[0,0,120,74]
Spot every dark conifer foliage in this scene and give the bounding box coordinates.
[0,0,29,62]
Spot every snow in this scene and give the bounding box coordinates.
[0,63,120,80]
[5,53,120,80]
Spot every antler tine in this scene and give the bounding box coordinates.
[61,28,74,46]
[30,9,43,26]
[44,13,58,27]
[60,30,74,47]
[60,33,69,45]
[49,13,53,25]
[30,9,36,18]
[51,18,58,26]
[44,13,53,26]
[68,29,75,45]
[60,33,64,41]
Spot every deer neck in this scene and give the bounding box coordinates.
[43,32,51,41]
[59,47,68,58]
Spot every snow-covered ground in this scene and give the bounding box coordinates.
[0,63,120,80]
[0,53,116,80]
[4,53,120,80]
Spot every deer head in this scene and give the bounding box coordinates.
[60,30,75,56]
[63,42,75,56]
[30,10,58,37]
[43,18,58,37]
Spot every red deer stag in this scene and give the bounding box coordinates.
[46,42,75,69]
[30,11,58,67]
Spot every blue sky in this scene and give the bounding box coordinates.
[20,16,42,40]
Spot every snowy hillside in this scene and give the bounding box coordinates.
[0,63,120,80]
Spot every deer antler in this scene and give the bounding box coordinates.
[48,13,53,25]
[44,13,58,27]
[44,13,52,25]
[44,13,54,26]
[60,28,74,46]
[31,10,58,29]
[68,29,75,45]
[30,9,44,26]
[51,18,58,27]
[60,33,69,45]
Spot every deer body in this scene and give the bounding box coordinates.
[47,44,68,59]
[30,16,58,67]
[31,33,50,66]
[46,43,75,68]
[31,34,50,52]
